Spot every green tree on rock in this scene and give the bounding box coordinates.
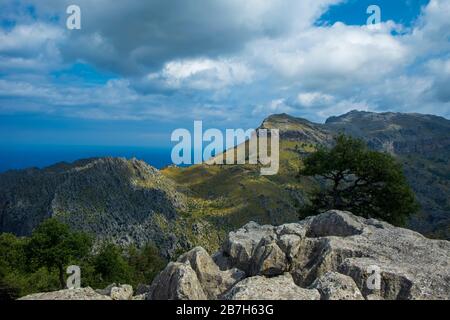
[26,218,92,289]
[299,134,419,225]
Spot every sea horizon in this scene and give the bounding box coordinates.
[0,144,175,173]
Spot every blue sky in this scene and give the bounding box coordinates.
[0,0,449,150]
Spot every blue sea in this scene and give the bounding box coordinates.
[0,145,174,172]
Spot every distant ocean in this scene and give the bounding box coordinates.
[0,145,174,172]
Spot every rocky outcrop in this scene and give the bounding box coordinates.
[177,247,245,299]
[17,210,450,300]
[148,210,450,300]
[222,273,320,300]
[19,287,112,300]
[147,261,207,300]
[311,271,364,300]
[96,284,134,300]
[147,247,244,300]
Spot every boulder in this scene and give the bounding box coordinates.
[222,222,276,273]
[147,262,207,300]
[223,273,320,300]
[177,247,245,299]
[311,271,364,300]
[110,285,133,300]
[250,236,289,276]
[306,210,364,237]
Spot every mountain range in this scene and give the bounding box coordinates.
[0,110,449,257]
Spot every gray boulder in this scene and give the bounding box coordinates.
[250,236,288,276]
[177,246,245,299]
[306,210,364,237]
[311,271,364,300]
[147,261,207,300]
[222,222,276,273]
[223,273,320,300]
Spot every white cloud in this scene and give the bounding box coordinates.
[297,92,334,108]
[148,58,254,90]
[1,0,450,124]
[0,23,64,71]
[250,22,409,91]
[252,98,296,117]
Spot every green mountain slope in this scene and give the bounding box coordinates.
[0,111,448,259]
[164,111,450,240]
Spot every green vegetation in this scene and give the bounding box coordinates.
[161,138,315,251]
[299,134,420,225]
[0,219,166,299]
[27,218,92,289]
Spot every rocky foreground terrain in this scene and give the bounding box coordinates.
[20,211,450,300]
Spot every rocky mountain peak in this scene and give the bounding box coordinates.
[0,157,186,253]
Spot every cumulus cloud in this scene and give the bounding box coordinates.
[0,23,63,71]
[250,22,409,87]
[14,0,341,75]
[0,0,450,125]
[146,58,254,90]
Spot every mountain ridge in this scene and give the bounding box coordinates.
[0,110,449,259]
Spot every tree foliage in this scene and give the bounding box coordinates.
[299,134,419,225]
[26,218,92,289]
[0,218,167,298]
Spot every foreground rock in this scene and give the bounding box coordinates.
[96,284,134,300]
[311,272,364,300]
[19,287,112,300]
[147,247,244,300]
[19,210,450,300]
[222,273,320,300]
[149,210,450,300]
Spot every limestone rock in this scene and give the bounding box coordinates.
[20,210,450,301]
[135,283,151,295]
[177,247,244,299]
[223,273,320,300]
[217,210,450,300]
[250,237,288,276]
[95,283,116,296]
[19,287,112,300]
[147,262,206,300]
[223,222,276,273]
[307,210,364,237]
[110,285,133,300]
[312,271,364,300]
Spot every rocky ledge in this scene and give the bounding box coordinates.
[19,210,450,300]
[148,210,450,300]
